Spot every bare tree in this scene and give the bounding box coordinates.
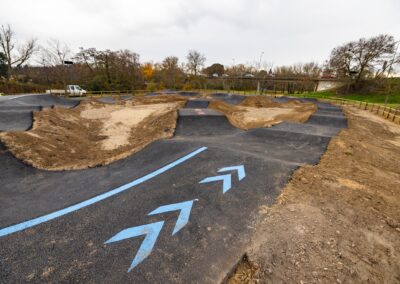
[0,52,7,78]
[38,39,71,88]
[0,24,37,79]
[74,47,99,73]
[158,56,185,88]
[162,56,180,70]
[39,39,71,66]
[73,48,144,90]
[261,61,274,73]
[273,62,321,78]
[301,62,322,77]
[225,63,253,77]
[329,34,397,84]
[186,50,206,76]
[113,49,142,90]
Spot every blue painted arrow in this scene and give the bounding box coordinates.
[104,200,195,272]
[218,165,246,181]
[105,221,164,272]
[148,200,195,235]
[199,174,232,193]
[199,165,246,194]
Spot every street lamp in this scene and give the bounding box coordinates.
[62,60,73,94]
[258,51,264,71]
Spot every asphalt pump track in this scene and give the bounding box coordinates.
[0,95,346,283]
[0,94,79,131]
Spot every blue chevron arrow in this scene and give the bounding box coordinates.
[104,221,164,272]
[199,165,246,194]
[104,200,195,272]
[218,165,246,180]
[148,200,195,235]
[199,174,232,193]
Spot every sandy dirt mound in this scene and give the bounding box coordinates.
[132,94,187,106]
[0,99,182,171]
[209,96,316,130]
[228,107,400,283]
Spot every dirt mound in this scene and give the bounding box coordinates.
[209,96,316,130]
[228,107,400,283]
[239,96,280,108]
[0,99,181,171]
[133,94,187,106]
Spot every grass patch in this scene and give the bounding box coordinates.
[293,90,400,108]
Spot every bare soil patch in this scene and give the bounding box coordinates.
[0,96,186,171]
[228,107,400,283]
[209,96,316,130]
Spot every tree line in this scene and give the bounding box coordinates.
[0,24,399,93]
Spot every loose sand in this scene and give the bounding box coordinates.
[209,96,317,129]
[227,107,400,283]
[0,96,186,171]
[80,103,176,151]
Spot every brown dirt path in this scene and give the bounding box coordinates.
[228,106,400,283]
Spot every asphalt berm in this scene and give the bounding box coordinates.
[0,94,79,131]
[0,93,351,283]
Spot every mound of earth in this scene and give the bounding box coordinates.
[209,96,316,130]
[133,94,187,105]
[228,107,400,283]
[0,98,184,171]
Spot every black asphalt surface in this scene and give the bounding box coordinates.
[210,93,245,105]
[184,99,210,108]
[0,94,79,131]
[0,94,346,283]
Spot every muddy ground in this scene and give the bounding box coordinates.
[209,96,316,130]
[228,107,400,283]
[0,95,187,171]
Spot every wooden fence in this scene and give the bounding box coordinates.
[319,98,400,125]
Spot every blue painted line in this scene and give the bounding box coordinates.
[0,146,208,238]
[148,200,195,235]
[105,221,165,272]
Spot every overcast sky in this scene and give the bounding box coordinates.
[1,0,399,67]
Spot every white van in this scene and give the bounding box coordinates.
[46,85,87,96]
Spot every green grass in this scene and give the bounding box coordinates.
[293,90,400,108]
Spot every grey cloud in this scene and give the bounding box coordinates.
[1,0,399,66]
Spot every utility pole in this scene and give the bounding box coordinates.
[257,51,264,94]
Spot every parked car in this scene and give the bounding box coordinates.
[46,85,87,96]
